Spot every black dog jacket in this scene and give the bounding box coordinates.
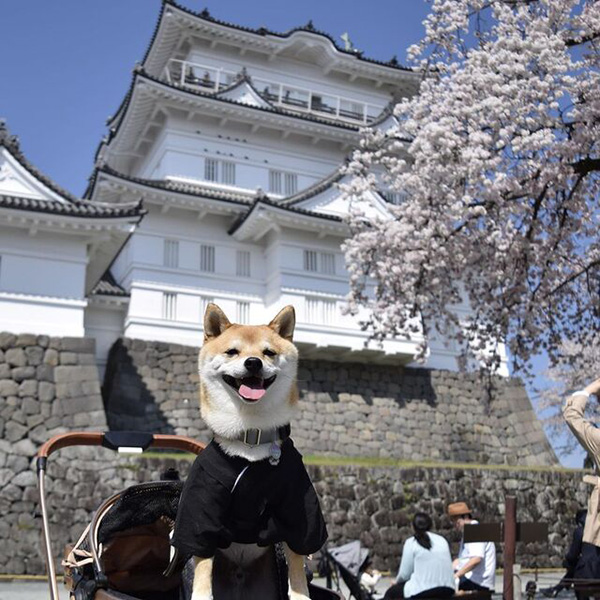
[171,437,328,558]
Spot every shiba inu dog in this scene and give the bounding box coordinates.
[172,303,327,600]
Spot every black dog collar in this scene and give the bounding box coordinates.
[235,424,291,447]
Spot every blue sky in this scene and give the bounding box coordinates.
[1,1,584,468]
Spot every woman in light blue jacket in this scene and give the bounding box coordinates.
[384,513,455,599]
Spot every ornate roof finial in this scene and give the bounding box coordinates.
[200,8,211,19]
[340,32,354,51]
[257,26,268,35]
[236,67,249,82]
[388,55,399,67]
[0,119,20,150]
[254,187,268,201]
[305,20,315,32]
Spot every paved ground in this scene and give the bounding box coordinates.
[0,571,569,600]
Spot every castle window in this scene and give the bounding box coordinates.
[163,239,179,268]
[269,170,282,194]
[236,250,251,277]
[383,191,408,205]
[162,292,177,321]
[284,173,298,195]
[236,301,250,324]
[306,297,336,325]
[269,170,297,195]
[205,158,236,185]
[303,250,318,272]
[205,158,218,182]
[221,161,236,185]
[320,252,335,275]
[200,245,215,272]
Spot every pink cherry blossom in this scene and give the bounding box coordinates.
[344,0,600,378]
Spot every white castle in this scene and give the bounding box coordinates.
[0,2,494,374]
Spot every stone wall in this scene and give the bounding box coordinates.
[315,462,588,571]
[0,332,107,575]
[1,333,574,578]
[1,446,590,575]
[103,338,557,466]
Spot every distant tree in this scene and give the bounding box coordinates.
[343,0,600,377]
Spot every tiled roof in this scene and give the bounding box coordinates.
[1,122,83,205]
[0,121,144,220]
[89,166,254,206]
[283,166,347,206]
[0,194,142,219]
[149,1,413,73]
[91,271,128,297]
[228,194,342,236]
[101,71,363,156]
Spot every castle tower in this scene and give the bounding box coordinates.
[85,2,478,373]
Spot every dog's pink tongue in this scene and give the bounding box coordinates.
[239,384,266,401]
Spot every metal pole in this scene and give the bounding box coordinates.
[38,470,60,600]
[504,496,517,600]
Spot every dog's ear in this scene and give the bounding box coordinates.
[268,305,295,341]
[204,303,232,341]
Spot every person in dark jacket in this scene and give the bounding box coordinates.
[541,509,587,598]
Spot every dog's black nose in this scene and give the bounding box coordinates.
[244,357,263,374]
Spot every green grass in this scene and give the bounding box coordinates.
[303,454,585,472]
[135,450,585,473]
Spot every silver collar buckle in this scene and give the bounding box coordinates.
[243,428,262,446]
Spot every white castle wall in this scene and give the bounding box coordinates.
[0,226,87,337]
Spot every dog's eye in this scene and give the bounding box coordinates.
[225,348,239,356]
[263,349,277,357]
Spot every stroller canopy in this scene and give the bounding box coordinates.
[327,540,370,578]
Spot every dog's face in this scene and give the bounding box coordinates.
[199,303,299,437]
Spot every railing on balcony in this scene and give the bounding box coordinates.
[163,59,382,125]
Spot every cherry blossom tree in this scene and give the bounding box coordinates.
[344,0,600,377]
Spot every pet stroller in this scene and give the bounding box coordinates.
[319,540,378,600]
[38,431,344,600]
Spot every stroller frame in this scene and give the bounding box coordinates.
[37,431,344,600]
[37,430,205,600]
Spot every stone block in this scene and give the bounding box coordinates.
[36,364,55,382]
[0,380,19,396]
[43,348,59,366]
[12,438,37,457]
[24,346,44,366]
[54,366,99,384]
[19,381,38,399]
[15,334,37,347]
[60,352,78,365]
[0,332,17,349]
[12,470,37,487]
[4,421,27,442]
[61,337,96,353]
[38,382,56,402]
[12,367,36,382]
[5,348,26,367]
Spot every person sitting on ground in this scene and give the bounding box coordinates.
[447,501,496,593]
[383,512,455,599]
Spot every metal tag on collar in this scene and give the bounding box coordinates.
[243,428,262,446]
[269,441,282,466]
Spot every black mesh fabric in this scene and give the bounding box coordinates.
[98,481,183,544]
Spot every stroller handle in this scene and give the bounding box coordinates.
[37,430,204,600]
[37,430,205,469]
